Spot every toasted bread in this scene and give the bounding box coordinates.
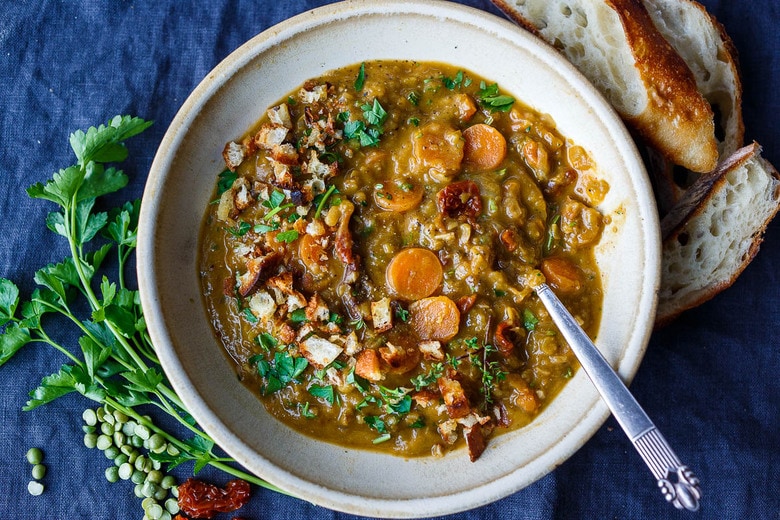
[491,0,719,173]
[643,0,744,158]
[641,0,745,215]
[656,143,780,326]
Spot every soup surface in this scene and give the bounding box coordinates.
[199,60,607,460]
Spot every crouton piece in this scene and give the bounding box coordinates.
[272,162,295,189]
[305,149,339,178]
[247,290,276,322]
[267,103,292,129]
[437,419,459,445]
[418,340,444,360]
[254,124,289,150]
[233,177,253,212]
[237,252,282,298]
[305,293,330,324]
[299,84,327,104]
[270,143,299,165]
[267,272,307,311]
[343,331,361,356]
[222,141,245,171]
[354,349,384,382]
[216,187,235,223]
[438,374,471,419]
[371,297,393,332]
[413,389,440,408]
[463,424,486,462]
[299,334,343,369]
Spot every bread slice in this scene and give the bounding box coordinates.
[656,143,780,326]
[642,0,744,158]
[491,0,719,173]
[639,0,745,216]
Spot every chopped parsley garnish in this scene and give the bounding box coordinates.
[406,91,420,106]
[354,62,366,91]
[216,169,237,195]
[441,70,470,90]
[314,184,337,219]
[254,222,280,234]
[226,220,251,237]
[298,402,316,418]
[242,307,258,323]
[254,332,278,352]
[476,81,515,112]
[342,99,388,147]
[523,309,539,331]
[275,229,299,243]
[253,351,309,395]
[361,99,387,126]
[308,384,335,405]
[288,307,308,323]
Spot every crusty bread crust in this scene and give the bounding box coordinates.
[640,0,745,216]
[643,0,744,158]
[492,0,718,173]
[656,143,780,326]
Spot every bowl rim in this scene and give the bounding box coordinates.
[138,0,661,517]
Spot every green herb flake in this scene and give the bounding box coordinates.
[255,332,278,352]
[243,308,258,324]
[308,384,335,405]
[523,309,539,331]
[289,307,308,324]
[275,230,300,244]
[361,99,387,126]
[476,81,515,112]
[298,402,316,418]
[216,169,237,195]
[354,62,366,91]
[226,220,251,237]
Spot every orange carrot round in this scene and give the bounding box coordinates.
[409,296,461,342]
[541,256,583,294]
[386,247,443,300]
[462,123,507,171]
[374,179,424,212]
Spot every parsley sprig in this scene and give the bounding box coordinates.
[0,115,284,493]
[341,99,388,147]
[476,81,515,112]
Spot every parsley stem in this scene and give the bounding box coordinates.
[263,202,294,222]
[314,184,336,220]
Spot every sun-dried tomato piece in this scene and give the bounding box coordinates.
[177,478,251,519]
[436,180,482,220]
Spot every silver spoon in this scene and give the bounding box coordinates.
[535,283,701,511]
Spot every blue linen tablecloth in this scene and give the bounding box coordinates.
[1,1,778,518]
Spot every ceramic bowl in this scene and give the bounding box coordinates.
[138,0,660,516]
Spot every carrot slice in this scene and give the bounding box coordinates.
[462,123,507,171]
[374,179,424,212]
[409,296,461,342]
[541,256,583,294]
[386,248,443,301]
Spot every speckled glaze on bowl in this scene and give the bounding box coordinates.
[137,1,660,517]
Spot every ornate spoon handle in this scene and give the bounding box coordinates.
[535,283,701,511]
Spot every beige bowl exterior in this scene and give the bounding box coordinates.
[138,0,661,517]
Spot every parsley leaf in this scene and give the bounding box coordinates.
[476,81,515,112]
[276,230,300,243]
[354,62,366,91]
[216,169,237,195]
